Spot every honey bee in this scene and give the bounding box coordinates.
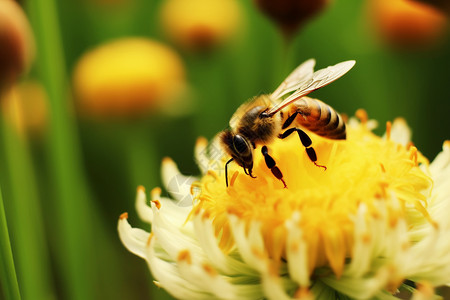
[220,59,355,188]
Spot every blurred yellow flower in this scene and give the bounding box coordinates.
[0,0,34,91]
[254,0,330,39]
[159,0,243,51]
[1,81,48,137]
[368,0,448,49]
[119,113,450,299]
[73,38,187,119]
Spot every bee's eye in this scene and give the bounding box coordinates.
[233,135,249,154]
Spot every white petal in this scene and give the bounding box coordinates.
[385,219,409,274]
[428,142,450,225]
[421,142,450,240]
[146,238,213,300]
[176,252,236,300]
[387,118,411,146]
[192,212,256,276]
[151,203,203,262]
[161,158,197,207]
[194,137,209,174]
[261,272,296,300]
[429,141,450,176]
[347,204,373,277]
[406,228,450,286]
[194,135,228,174]
[135,186,153,223]
[117,216,150,260]
[150,187,194,229]
[285,212,310,287]
[348,117,378,131]
[228,215,266,272]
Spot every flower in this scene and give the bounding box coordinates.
[0,0,34,91]
[72,38,188,119]
[1,81,48,137]
[254,0,330,39]
[368,0,448,49]
[159,0,243,51]
[119,111,450,299]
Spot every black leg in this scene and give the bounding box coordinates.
[225,158,234,187]
[279,128,327,170]
[261,146,287,188]
[282,112,298,129]
[247,168,256,179]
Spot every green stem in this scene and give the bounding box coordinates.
[190,53,232,139]
[0,183,21,300]
[27,1,97,299]
[123,123,163,299]
[126,125,159,190]
[1,120,55,300]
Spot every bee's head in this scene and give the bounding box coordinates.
[220,130,255,175]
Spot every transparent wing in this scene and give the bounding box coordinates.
[270,58,316,100]
[267,60,356,115]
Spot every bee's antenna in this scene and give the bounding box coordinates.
[225,158,234,187]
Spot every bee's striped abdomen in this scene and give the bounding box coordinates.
[289,97,346,140]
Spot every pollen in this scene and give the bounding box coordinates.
[177,250,192,264]
[152,199,161,210]
[193,118,432,278]
[202,263,218,277]
[355,108,369,124]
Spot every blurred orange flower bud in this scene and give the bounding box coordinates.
[72,38,188,119]
[159,0,243,51]
[0,0,34,91]
[254,0,330,38]
[369,0,448,49]
[1,81,48,137]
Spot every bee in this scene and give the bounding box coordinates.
[220,59,355,188]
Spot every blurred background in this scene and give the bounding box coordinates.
[0,0,449,299]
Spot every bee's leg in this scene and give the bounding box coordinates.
[282,111,298,129]
[278,128,327,170]
[225,158,234,187]
[261,146,287,188]
[247,168,256,179]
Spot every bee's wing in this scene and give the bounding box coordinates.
[267,60,356,115]
[270,58,316,100]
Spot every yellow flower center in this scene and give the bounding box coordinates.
[192,119,432,277]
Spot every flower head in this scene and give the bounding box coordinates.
[119,111,450,299]
[368,0,448,49]
[159,0,243,51]
[0,0,34,91]
[72,38,188,119]
[1,81,48,138]
[254,0,330,39]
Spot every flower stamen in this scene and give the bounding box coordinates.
[355,108,368,124]
[386,121,392,140]
[177,250,192,264]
